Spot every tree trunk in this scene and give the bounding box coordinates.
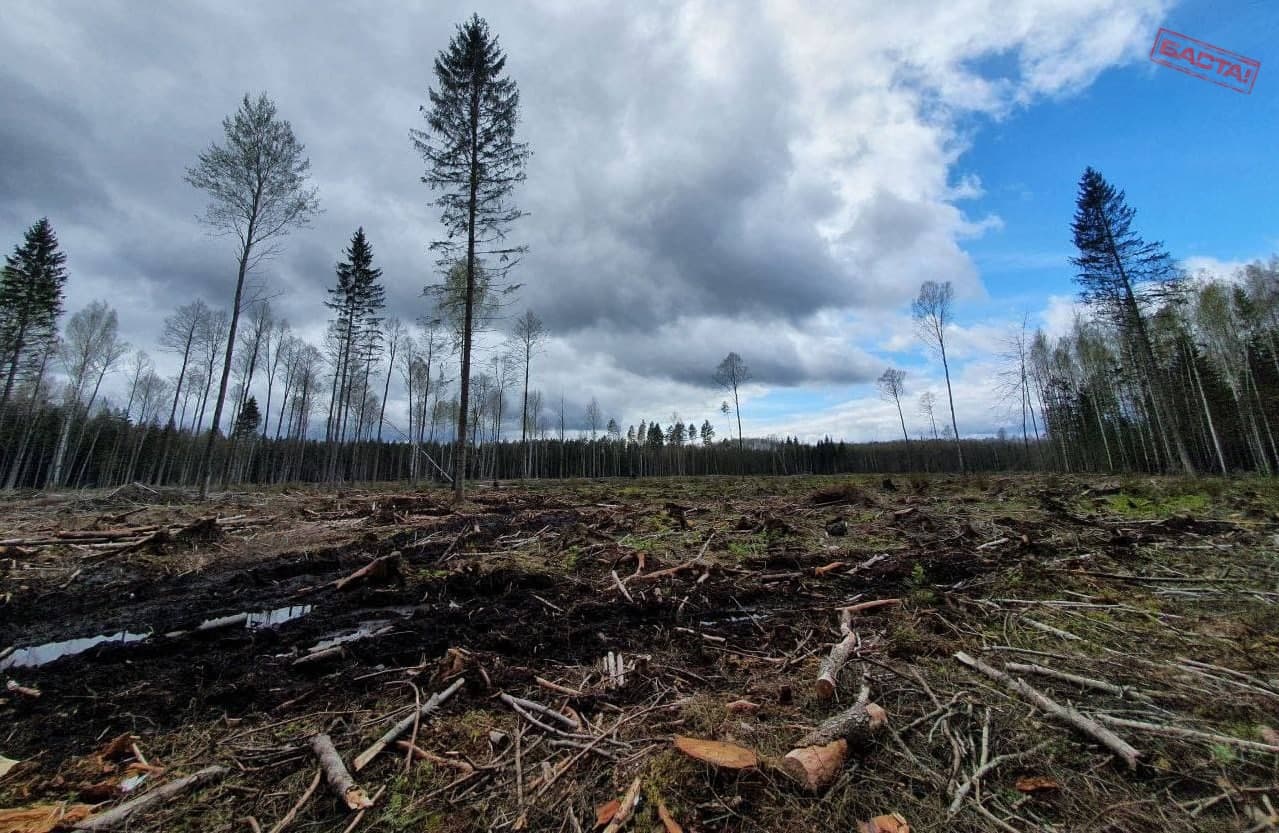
[200,232,254,498]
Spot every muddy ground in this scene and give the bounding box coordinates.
[2,474,1278,832]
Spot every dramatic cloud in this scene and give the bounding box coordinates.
[0,0,1171,438]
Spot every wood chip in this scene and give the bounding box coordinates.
[672,736,759,770]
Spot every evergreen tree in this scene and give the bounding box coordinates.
[700,419,715,446]
[1070,167,1195,473]
[413,14,530,501]
[234,396,262,437]
[0,218,68,418]
[325,228,385,463]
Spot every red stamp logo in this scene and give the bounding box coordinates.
[1150,28,1260,94]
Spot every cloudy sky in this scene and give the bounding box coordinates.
[2,0,1275,442]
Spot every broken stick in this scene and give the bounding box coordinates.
[353,677,465,771]
[310,734,373,810]
[73,765,228,830]
[954,651,1140,768]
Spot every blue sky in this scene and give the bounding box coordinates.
[744,0,1276,442]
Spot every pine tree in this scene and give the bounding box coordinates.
[0,218,68,419]
[1070,167,1195,473]
[413,14,529,501]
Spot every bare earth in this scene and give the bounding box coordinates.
[1,474,1277,832]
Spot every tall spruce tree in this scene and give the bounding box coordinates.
[186,93,319,497]
[325,228,385,474]
[0,218,68,419]
[413,14,529,500]
[1070,167,1195,473]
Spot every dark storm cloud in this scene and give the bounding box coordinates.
[0,0,969,402]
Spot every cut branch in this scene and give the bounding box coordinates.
[310,734,373,810]
[954,651,1140,768]
[353,677,465,771]
[74,765,229,830]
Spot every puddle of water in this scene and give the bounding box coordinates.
[307,621,394,653]
[0,631,150,670]
[194,604,313,633]
[247,605,313,629]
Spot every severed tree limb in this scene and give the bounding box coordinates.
[353,677,465,771]
[815,630,858,701]
[1093,715,1279,753]
[954,651,1140,769]
[498,692,581,731]
[74,765,228,830]
[1004,661,1152,702]
[838,598,902,617]
[311,734,373,810]
[783,685,888,791]
[394,741,475,772]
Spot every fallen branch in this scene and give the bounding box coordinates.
[74,765,228,830]
[310,734,373,810]
[815,630,858,702]
[353,677,465,771]
[954,652,1140,769]
[498,692,581,731]
[1004,661,1151,702]
[394,741,475,773]
[839,598,902,617]
[1094,715,1279,754]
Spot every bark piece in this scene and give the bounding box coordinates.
[353,677,464,771]
[73,765,228,830]
[954,651,1140,768]
[310,735,372,810]
[672,736,759,770]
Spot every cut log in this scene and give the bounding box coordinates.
[73,765,228,830]
[331,553,402,592]
[353,677,465,771]
[782,697,888,791]
[310,735,373,810]
[954,651,1140,768]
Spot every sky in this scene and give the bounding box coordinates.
[1,0,1275,443]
